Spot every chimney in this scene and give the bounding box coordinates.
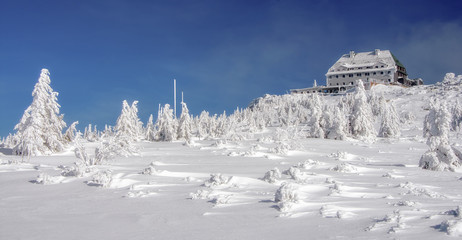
[375,49,380,55]
[350,51,355,58]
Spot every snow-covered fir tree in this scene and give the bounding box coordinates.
[379,102,401,138]
[64,121,79,143]
[145,114,156,141]
[115,100,143,141]
[13,69,67,157]
[156,104,177,141]
[349,80,376,140]
[177,102,192,142]
[326,106,347,140]
[420,100,462,171]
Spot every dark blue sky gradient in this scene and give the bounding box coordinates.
[1,0,462,136]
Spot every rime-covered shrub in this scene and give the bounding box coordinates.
[275,182,299,212]
[88,170,113,188]
[330,163,358,173]
[203,173,230,188]
[297,159,320,169]
[262,168,282,183]
[283,166,302,181]
[141,162,158,175]
[33,173,59,185]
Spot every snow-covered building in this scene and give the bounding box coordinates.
[291,49,423,94]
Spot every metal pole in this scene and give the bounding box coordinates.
[174,79,177,118]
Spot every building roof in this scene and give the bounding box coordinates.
[326,49,397,76]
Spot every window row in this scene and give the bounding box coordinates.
[332,65,386,72]
[328,71,391,79]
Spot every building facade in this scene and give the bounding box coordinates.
[291,49,422,94]
[326,49,407,90]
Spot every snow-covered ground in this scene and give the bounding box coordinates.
[2,79,462,239]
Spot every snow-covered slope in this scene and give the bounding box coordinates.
[1,76,462,239]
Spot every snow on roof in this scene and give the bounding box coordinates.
[327,49,396,73]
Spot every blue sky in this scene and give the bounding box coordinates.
[1,0,462,137]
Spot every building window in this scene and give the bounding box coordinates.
[349,74,353,77]
[336,83,339,85]
[365,72,370,76]
[380,71,384,75]
[358,67,362,70]
[388,71,391,74]
[381,65,384,68]
[375,66,378,68]
[329,76,332,79]
[350,82,353,85]
[343,82,346,85]
[336,75,339,78]
[357,73,362,77]
[342,75,346,78]
[373,72,376,75]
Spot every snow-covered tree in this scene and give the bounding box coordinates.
[349,80,376,140]
[326,106,347,140]
[115,100,143,141]
[13,69,67,157]
[156,104,177,141]
[420,101,462,171]
[379,102,401,138]
[63,121,79,143]
[307,93,324,139]
[145,114,156,141]
[451,99,462,131]
[177,102,192,142]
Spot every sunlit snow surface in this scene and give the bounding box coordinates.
[1,84,462,239]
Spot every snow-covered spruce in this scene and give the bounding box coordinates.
[115,100,144,142]
[13,69,67,158]
[420,100,462,171]
[156,104,177,141]
[349,80,376,141]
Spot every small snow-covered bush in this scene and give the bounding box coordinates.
[141,162,158,175]
[283,166,302,181]
[328,151,348,161]
[189,189,211,200]
[297,159,320,169]
[203,173,230,188]
[33,173,60,185]
[275,182,299,212]
[330,163,357,173]
[88,170,113,188]
[262,168,281,183]
[270,142,290,155]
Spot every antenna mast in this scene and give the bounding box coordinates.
[174,79,177,118]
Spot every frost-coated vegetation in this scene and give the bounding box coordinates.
[3,72,462,239]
